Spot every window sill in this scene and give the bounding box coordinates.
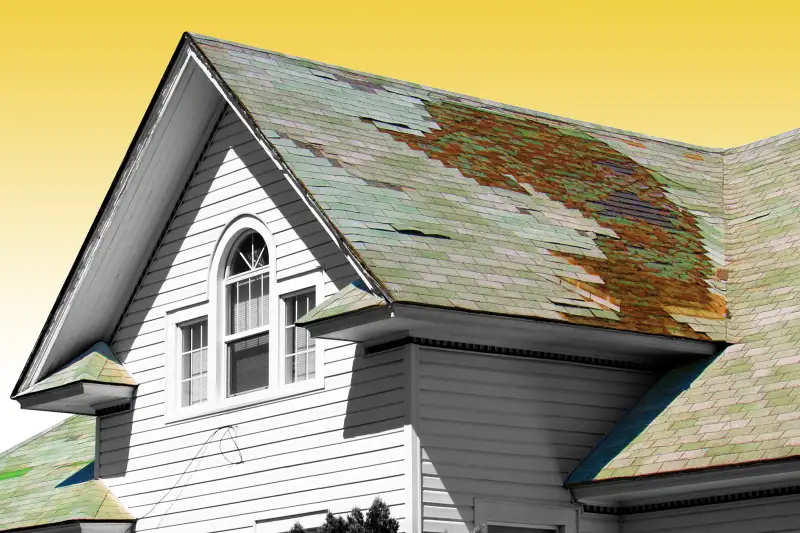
[164,378,324,425]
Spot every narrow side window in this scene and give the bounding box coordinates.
[179,319,208,407]
[283,290,316,384]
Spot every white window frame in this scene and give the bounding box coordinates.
[164,214,325,424]
[280,286,319,387]
[165,301,211,422]
[254,509,329,533]
[474,499,577,533]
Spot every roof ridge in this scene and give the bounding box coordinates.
[188,32,758,154]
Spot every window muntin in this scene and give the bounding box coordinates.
[224,231,271,397]
[179,319,208,407]
[284,290,316,384]
[228,232,268,276]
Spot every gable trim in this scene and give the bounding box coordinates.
[12,40,195,398]
[183,34,390,303]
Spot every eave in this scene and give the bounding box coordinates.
[14,381,136,416]
[568,456,800,510]
[304,302,721,368]
[3,520,135,533]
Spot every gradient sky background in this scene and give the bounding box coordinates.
[2,0,800,453]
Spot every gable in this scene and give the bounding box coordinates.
[110,105,357,387]
[13,50,227,395]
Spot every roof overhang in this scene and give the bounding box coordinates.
[12,36,227,396]
[15,382,136,416]
[568,456,800,509]
[304,302,721,367]
[5,521,135,533]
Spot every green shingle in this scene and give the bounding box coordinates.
[22,342,136,395]
[0,416,134,531]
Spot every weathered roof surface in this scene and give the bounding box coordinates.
[187,33,800,480]
[0,415,133,531]
[298,280,388,325]
[571,130,800,482]
[21,342,136,396]
[190,34,726,343]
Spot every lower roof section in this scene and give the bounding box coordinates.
[0,416,134,532]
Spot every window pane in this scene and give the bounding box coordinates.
[228,232,268,276]
[180,319,208,408]
[182,326,192,353]
[229,273,268,334]
[284,290,316,384]
[228,333,270,395]
[182,380,192,407]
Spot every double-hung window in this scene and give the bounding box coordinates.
[283,290,316,384]
[179,319,208,407]
[224,232,271,396]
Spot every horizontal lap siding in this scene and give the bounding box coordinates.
[103,109,406,532]
[622,495,800,532]
[418,348,653,533]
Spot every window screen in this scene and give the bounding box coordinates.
[228,332,270,395]
[228,273,268,334]
[180,320,208,407]
[284,290,316,384]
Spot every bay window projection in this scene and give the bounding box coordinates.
[224,231,271,396]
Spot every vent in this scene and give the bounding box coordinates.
[365,337,654,371]
[96,402,131,417]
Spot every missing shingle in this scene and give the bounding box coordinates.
[362,178,406,192]
[308,68,339,81]
[395,228,452,240]
[361,117,423,136]
[517,207,538,216]
[590,190,674,228]
[596,160,636,176]
[374,223,453,240]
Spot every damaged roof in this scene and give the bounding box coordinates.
[20,343,136,397]
[0,416,133,531]
[187,33,800,482]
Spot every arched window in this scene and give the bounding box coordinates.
[224,230,271,396]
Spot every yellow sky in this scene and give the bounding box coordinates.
[1,0,799,451]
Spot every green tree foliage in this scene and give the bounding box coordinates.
[320,512,349,533]
[292,498,398,533]
[365,497,399,533]
[347,507,366,533]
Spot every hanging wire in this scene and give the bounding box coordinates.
[120,424,244,533]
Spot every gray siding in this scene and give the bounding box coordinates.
[417,347,654,533]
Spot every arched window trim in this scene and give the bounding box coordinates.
[162,214,325,423]
[208,215,279,404]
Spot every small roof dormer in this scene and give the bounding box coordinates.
[14,342,136,416]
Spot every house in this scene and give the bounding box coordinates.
[2,31,800,533]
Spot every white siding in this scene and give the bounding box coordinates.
[417,347,654,533]
[621,494,800,533]
[100,108,408,532]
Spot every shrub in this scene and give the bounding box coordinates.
[292,497,398,533]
